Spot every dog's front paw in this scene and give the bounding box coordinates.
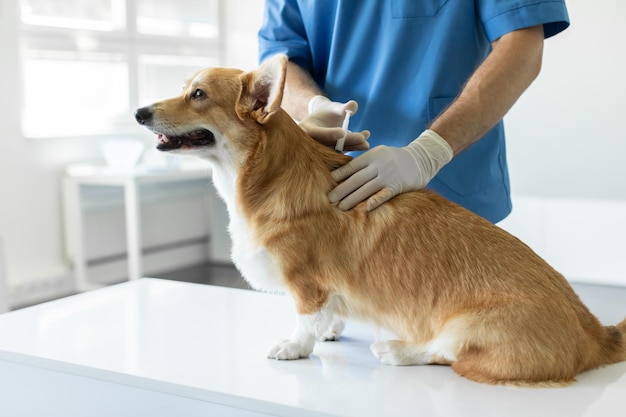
[267,338,313,360]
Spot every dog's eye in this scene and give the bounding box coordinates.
[192,89,206,100]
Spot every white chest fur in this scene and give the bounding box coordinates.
[210,165,286,293]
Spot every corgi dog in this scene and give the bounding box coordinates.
[135,54,626,386]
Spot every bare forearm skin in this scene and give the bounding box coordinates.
[282,61,323,120]
[430,25,545,156]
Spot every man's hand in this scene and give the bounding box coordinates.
[298,96,370,152]
[328,130,453,211]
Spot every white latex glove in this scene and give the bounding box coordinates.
[329,129,454,211]
[298,96,370,152]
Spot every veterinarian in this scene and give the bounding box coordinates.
[258,0,570,223]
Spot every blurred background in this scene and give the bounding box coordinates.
[0,0,624,311]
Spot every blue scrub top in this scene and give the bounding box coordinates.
[259,0,569,223]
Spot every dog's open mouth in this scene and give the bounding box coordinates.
[156,129,216,151]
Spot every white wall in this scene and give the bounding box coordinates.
[221,0,265,70]
[501,0,626,285]
[505,0,626,200]
[0,0,625,299]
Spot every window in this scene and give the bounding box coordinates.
[19,0,220,138]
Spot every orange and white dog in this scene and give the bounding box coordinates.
[135,55,626,386]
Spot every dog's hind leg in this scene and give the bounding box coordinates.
[446,307,583,386]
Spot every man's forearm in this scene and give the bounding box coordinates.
[282,61,323,120]
[430,25,545,156]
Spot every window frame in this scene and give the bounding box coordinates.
[19,0,222,139]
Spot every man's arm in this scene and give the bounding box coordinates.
[430,25,545,155]
[329,24,545,211]
[282,61,323,121]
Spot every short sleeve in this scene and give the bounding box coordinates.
[258,0,312,70]
[478,0,570,42]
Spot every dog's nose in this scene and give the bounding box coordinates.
[135,106,153,125]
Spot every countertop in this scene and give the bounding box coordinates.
[0,278,624,417]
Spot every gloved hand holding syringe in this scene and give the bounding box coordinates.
[297,96,370,152]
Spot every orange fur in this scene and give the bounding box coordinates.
[136,55,626,386]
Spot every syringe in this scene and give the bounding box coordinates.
[334,110,353,153]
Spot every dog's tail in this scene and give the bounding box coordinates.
[618,317,626,334]
[599,317,626,365]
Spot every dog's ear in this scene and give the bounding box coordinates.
[236,54,287,124]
